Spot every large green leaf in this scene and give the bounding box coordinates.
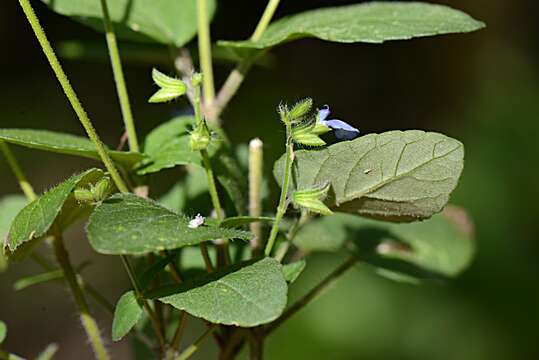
[220,2,484,50]
[0,195,28,270]
[41,0,216,47]
[275,130,464,221]
[0,129,144,170]
[149,258,287,327]
[294,207,474,279]
[6,169,105,252]
[112,291,143,341]
[87,193,253,255]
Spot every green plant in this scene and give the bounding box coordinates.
[0,1,484,359]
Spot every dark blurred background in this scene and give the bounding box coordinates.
[1,0,538,359]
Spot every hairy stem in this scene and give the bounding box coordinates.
[53,233,110,360]
[17,0,129,193]
[266,257,359,334]
[0,141,37,201]
[99,0,140,152]
[197,0,215,108]
[175,324,218,360]
[264,126,293,257]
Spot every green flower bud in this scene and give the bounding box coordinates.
[289,98,313,120]
[190,121,211,151]
[292,122,326,147]
[292,184,333,215]
[148,68,187,103]
[74,188,94,204]
[191,73,203,87]
[92,177,111,202]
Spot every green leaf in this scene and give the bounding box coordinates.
[112,291,143,341]
[158,167,208,213]
[0,320,6,344]
[40,0,216,47]
[275,130,464,222]
[282,260,306,283]
[294,208,475,279]
[137,116,200,175]
[35,343,59,360]
[13,270,64,291]
[149,258,287,327]
[220,216,275,228]
[7,169,105,252]
[0,129,144,170]
[0,195,28,271]
[220,2,485,50]
[87,193,253,255]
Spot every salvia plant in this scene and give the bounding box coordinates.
[0,1,484,359]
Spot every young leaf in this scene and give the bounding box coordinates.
[282,260,306,283]
[0,320,6,344]
[0,129,144,169]
[0,195,28,270]
[40,0,217,47]
[112,291,143,342]
[219,2,484,50]
[7,169,105,252]
[274,130,464,222]
[87,194,253,255]
[148,258,287,327]
[294,208,475,279]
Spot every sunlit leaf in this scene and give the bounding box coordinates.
[220,2,484,50]
[87,194,253,255]
[275,130,464,222]
[149,258,287,327]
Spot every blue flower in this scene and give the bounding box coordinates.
[318,105,360,140]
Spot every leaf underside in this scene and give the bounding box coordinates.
[274,130,464,222]
[40,0,217,47]
[219,2,485,49]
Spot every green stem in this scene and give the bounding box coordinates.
[99,0,140,152]
[52,233,110,360]
[0,141,37,201]
[17,0,129,194]
[201,150,224,220]
[120,256,167,350]
[251,0,281,41]
[175,324,218,360]
[196,0,215,106]
[265,257,359,334]
[171,311,188,352]
[264,126,293,257]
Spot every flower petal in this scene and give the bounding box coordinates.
[323,119,360,140]
[318,105,331,122]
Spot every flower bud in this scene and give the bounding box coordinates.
[148,68,187,103]
[292,184,333,215]
[190,121,211,151]
[289,98,313,120]
[292,122,326,147]
[74,188,94,204]
[92,177,111,202]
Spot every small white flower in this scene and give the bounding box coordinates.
[188,213,205,229]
